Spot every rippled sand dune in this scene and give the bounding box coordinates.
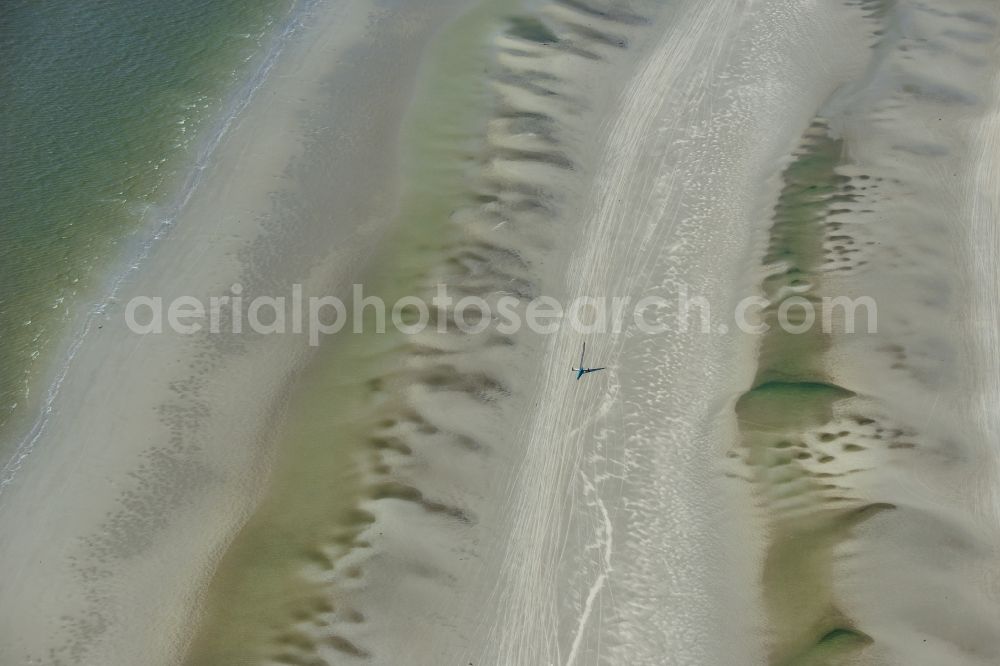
[3,0,1000,664]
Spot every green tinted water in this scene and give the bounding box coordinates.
[0,0,294,442]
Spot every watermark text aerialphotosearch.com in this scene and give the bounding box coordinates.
[124,283,878,345]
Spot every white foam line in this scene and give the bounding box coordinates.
[0,0,317,494]
[565,467,614,666]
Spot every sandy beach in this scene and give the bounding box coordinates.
[4,0,1000,664]
[0,0,467,662]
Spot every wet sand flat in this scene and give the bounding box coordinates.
[4,0,1000,664]
[0,0,465,663]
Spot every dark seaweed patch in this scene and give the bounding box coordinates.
[506,16,559,43]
